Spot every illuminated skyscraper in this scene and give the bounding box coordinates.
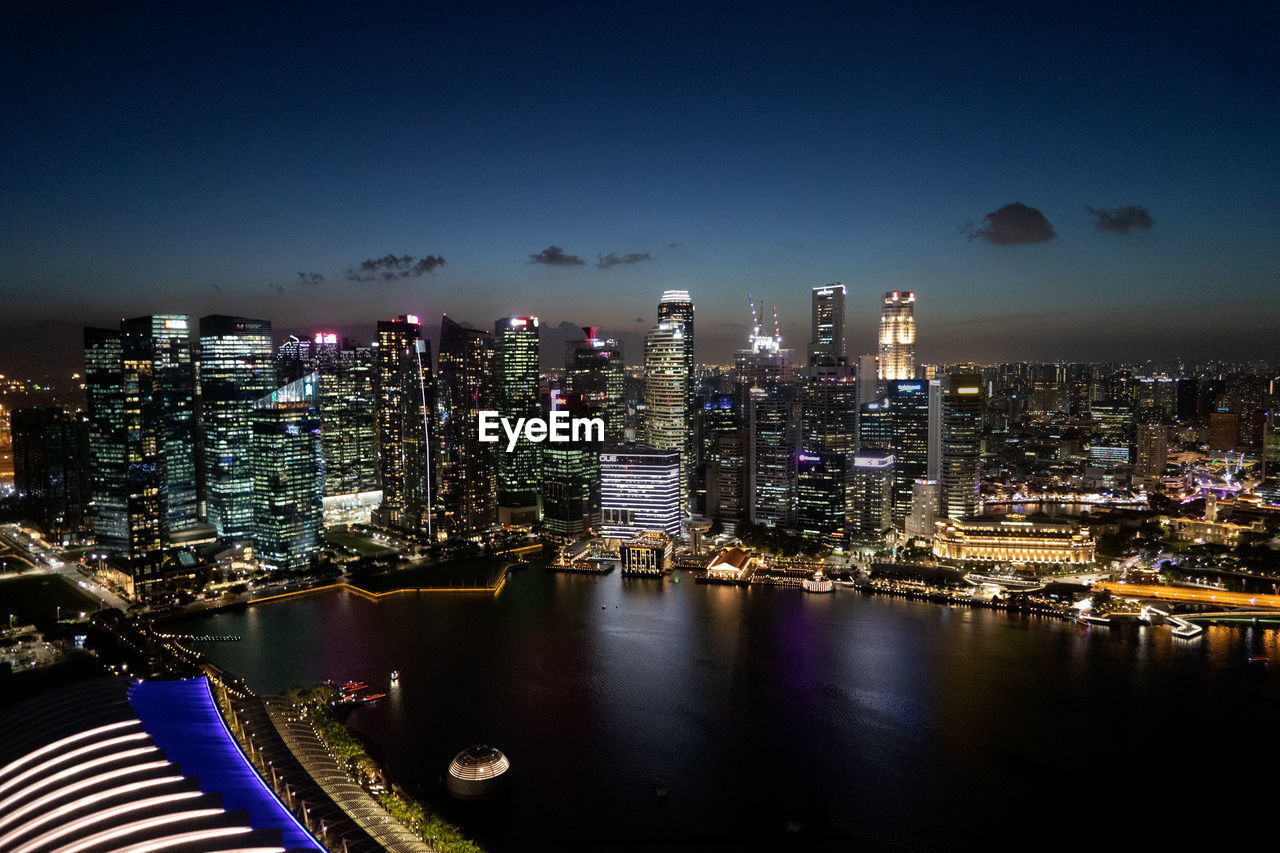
[850,452,894,536]
[600,448,682,540]
[1134,422,1168,482]
[644,290,694,508]
[809,283,846,367]
[878,291,916,381]
[83,327,129,552]
[858,380,929,526]
[940,373,983,519]
[198,315,274,541]
[565,327,625,443]
[495,315,541,524]
[251,372,322,572]
[316,339,378,499]
[11,407,90,541]
[736,313,796,528]
[542,390,598,538]
[373,315,434,535]
[797,451,846,546]
[438,315,497,537]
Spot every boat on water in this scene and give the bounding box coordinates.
[390,670,400,682]
[802,570,834,593]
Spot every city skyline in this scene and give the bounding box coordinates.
[3,3,1280,366]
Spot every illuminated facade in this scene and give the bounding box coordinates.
[797,451,846,546]
[11,407,90,540]
[736,322,796,528]
[858,379,929,525]
[808,283,846,366]
[940,373,983,520]
[620,530,673,575]
[644,291,695,507]
[495,315,541,524]
[565,327,625,442]
[877,291,916,381]
[198,315,274,541]
[932,515,1096,565]
[373,315,435,534]
[251,372,322,573]
[316,340,378,497]
[600,447,682,540]
[850,452,894,536]
[439,315,498,537]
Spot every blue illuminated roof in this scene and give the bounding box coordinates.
[129,678,323,851]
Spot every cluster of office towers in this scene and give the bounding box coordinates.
[685,286,983,548]
[63,286,984,593]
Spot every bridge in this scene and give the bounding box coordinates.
[1094,582,1280,611]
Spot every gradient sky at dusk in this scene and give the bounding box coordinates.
[3,1,1279,365]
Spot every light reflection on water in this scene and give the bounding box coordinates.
[172,566,1280,851]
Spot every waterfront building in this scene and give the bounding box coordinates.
[11,407,90,541]
[878,291,916,381]
[542,443,597,539]
[940,373,983,520]
[849,452,894,536]
[566,327,625,442]
[438,315,497,537]
[700,395,745,525]
[600,447,682,540]
[808,283,846,367]
[797,451,846,547]
[858,380,929,526]
[198,315,274,541]
[83,327,129,552]
[373,315,435,535]
[495,315,542,524]
[251,372,322,573]
[644,291,695,508]
[706,546,756,581]
[932,515,1096,565]
[620,530,673,575]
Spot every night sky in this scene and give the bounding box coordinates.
[3,1,1279,366]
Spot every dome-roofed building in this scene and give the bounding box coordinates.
[445,744,510,800]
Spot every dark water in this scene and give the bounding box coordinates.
[173,567,1280,851]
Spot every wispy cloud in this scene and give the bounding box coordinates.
[1088,204,1154,234]
[346,253,446,282]
[528,246,585,266]
[596,251,652,269]
[297,271,325,286]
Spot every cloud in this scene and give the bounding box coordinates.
[346,253,446,282]
[268,283,286,295]
[528,246,585,266]
[596,251,652,269]
[210,283,222,293]
[966,202,1056,245]
[1088,205,1154,234]
[297,272,325,286]
[667,242,684,249]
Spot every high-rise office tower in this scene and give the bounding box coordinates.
[857,353,879,415]
[541,389,599,539]
[83,327,129,552]
[122,315,199,539]
[600,447,682,540]
[1134,423,1169,482]
[373,315,435,535]
[495,316,541,524]
[906,479,941,539]
[316,340,378,498]
[808,283,846,367]
[940,373,983,519]
[198,315,274,541]
[565,327,625,443]
[736,317,796,528]
[927,377,942,481]
[878,291,916,381]
[849,452,894,536]
[881,380,929,525]
[438,315,497,537]
[11,407,90,542]
[644,291,694,508]
[251,372,322,572]
[699,396,743,524]
[802,368,857,457]
[797,451,846,546]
